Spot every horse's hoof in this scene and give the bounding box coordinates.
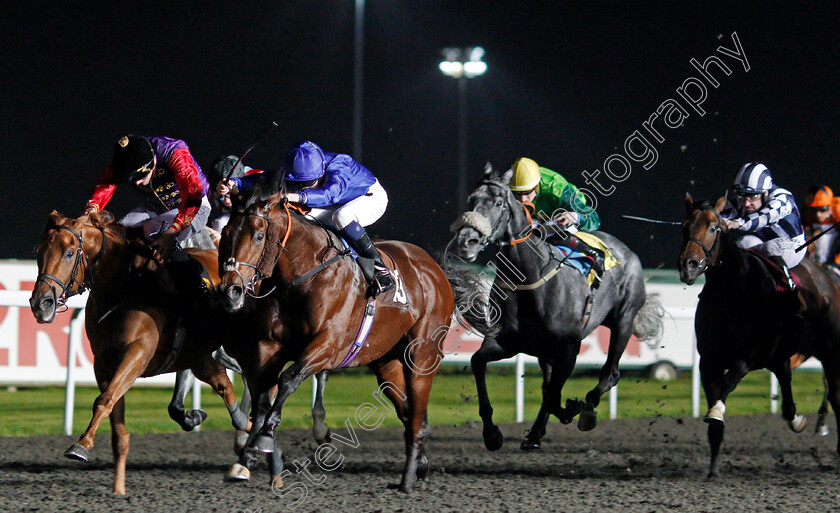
[313,427,332,446]
[520,438,541,451]
[255,434,275,453]
[817,423,830,437]
[64,443,89,462]
[482,425,504,451]
[789,414,807,433]
[182,409,208,431]
[703,400,726,424]
[271,473,284,489]
[578,409,597,431]
[416,453,430,480]
[233,430,248,455]
[225,463,251,482]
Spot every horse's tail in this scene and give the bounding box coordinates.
[633,294,665,343]
[439,254,500,337]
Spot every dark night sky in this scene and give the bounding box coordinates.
[3,2,839,268]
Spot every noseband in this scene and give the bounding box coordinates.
[222,209,282,298]
[683,206,724,273]
[465,181,534,249]
[36,224,106,310]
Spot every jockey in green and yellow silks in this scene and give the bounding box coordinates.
[509,157,605,285]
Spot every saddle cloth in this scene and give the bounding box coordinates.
[747,249,802,292]
[555,232,620,287]
[337,236,411,310]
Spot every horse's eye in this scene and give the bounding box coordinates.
[65,249,74,258]
[255,232,264,242]
[495,200,503,206]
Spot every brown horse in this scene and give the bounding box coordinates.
[217,185,459,492]
[29,211,260,494]
[677,194,840,478]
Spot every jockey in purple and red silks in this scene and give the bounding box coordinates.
[85,135,212,260]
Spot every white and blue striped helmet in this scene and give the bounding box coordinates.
[733,162,773,195]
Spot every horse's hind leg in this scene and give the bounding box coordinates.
[582,317,633,431]
[192,357,248,431]
[817,373,831,436]
[522,359,552,451]
[311,370,331,444]
[471,337,516,451]
[168,369,208,431]
[769,359,806,432]
[109,396,129,495]
[66,343,154,462]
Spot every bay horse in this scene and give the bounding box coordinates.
[217,177,466,492]
[677,193,840,478]
[451,164,663,451]
[29,210,273,494]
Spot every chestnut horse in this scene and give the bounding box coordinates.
[217,183,461,492]
[29,211,267,494]
[677,194,840,478]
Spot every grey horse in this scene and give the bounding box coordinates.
[450,164,662,450]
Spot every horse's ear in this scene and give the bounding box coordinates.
[684,193,694,212]
[483,162,494,176]
[46,210,63,228]
[713,195,727,213]
[501,168,513,186]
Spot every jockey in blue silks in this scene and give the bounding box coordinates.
[218,141,395,297]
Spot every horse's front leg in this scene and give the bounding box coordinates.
[471,337,515,451]
[311,370,331,444]
[192,357,249,431]
[235,361,310,478]
[582,317,633,431]
[521,358,552,451]
[65,341,155,463]
[700,357,750,479]
[769,359,806,432]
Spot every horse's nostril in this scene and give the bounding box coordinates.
[40,298,54,311]
[226,286,243,299]
[687,259,698,270]
[467,239,480,246]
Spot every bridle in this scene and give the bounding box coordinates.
[682,205,724,274]
[473,180,534,248]
[222,207,285,298]
[35,224,106,311]
[222,200,347,297]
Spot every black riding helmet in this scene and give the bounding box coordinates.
[112,135,155,183]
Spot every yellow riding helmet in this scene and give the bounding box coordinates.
[509,158,541,192]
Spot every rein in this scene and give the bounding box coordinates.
[475,180,535,248]
[223,200,348,296]
[36,224,107,311]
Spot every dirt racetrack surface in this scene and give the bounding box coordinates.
[1,413,839,513]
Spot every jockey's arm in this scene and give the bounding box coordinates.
[85,166,119,214]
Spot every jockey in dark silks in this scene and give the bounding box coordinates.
[507,157,605,284]
[218,141,395,297]
[720,162,806,292]
[85,135,211,261]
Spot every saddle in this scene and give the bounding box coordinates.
[554,232,620,288]
[747,249,801,293]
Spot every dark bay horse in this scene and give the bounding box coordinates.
[451,164,663,451]
[677,194,840,478]
[29,211,262,494]
[217,182,462,492]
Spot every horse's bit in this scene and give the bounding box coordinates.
[223,209,277,298]
[683,206,723,273]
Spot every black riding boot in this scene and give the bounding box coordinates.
[566,236,605,288]
[769,255,797,292]
[170,247,214,304]
[342,222,395,298]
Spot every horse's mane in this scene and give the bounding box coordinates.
[242,168,284,209]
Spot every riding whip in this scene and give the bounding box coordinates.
[224,121,279,181]
[795,220,840,252]
[622,215,681,226]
